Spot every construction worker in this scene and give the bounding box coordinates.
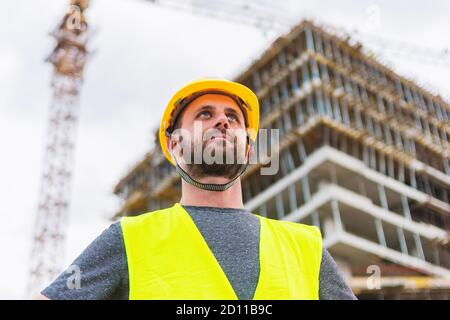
[38,79,357,300]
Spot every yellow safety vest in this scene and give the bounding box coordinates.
[120,203,322,300]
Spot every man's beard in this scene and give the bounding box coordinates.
[183,138,247,179]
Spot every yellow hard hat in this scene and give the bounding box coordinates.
[159,78,260,166]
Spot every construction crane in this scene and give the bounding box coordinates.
[311,21,450,70]
[342,28,450,99]
[142,0,297,33]
[27,0,89,297]
[27,0,450,298]
[349,30,450,69]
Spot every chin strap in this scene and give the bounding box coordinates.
[174,160,249,191]
[170,136,252,192]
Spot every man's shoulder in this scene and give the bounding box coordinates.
[257,215,322,240]
[119,206,176,230]
[41,220,129,300]
[89,221,125,251]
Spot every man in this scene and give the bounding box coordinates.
[39,79,357,300]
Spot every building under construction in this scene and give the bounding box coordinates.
[113,20,450,299]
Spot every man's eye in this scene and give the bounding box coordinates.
[227,114,238,122]
[198,111,211,118]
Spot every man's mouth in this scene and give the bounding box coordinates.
[211,136,227,142]
[209,134,232,144]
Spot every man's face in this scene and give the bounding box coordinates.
[169,93,250,179]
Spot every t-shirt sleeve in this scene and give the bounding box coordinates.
[41,222,129,300]
[319,248,357,300]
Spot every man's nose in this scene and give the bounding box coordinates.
[214,112,230,130]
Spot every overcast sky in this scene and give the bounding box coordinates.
[1,0,449,299]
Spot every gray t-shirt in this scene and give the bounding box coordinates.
[42,205,357,300]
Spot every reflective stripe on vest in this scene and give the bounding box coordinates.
[120,203,322,300]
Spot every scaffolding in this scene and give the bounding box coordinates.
[113,20,450,299]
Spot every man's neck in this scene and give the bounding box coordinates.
[179,178,245,209]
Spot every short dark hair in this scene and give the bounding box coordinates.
[172,107,186,131]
